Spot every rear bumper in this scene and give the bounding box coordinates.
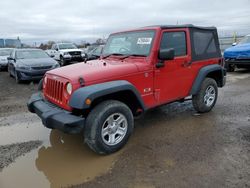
[27,92,85,134]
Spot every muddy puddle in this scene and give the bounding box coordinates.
[0,114,121,188]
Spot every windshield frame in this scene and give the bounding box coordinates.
[102,29,156,57]
[16,50,50,59]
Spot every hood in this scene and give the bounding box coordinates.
[0,56,9,61]
[224,43,250,58]
[17,58,58,67]
[59,49,83,53]
[47,59,139,84]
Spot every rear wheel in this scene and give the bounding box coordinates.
[192,78,218,113]
[84,100,134,154]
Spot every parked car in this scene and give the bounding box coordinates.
[46,43,86,66]
[28,25,226,154]
[8,49,60,83]
[86,45,104,61]
[224,34,250,72]
[0,48,13,70]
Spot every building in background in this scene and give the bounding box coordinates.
[0,38,21,48]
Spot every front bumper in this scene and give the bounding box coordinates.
[225,58,250,66]
[16,69,50,81]
[0,62,8,69]
[27,92,85,134]
[63,54,85,62]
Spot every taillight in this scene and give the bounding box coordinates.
[219,58,225,67]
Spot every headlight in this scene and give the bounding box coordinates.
[64,52,70,55]
[16,65,30,70]
[81,52,86,57]
[53,63,60,68]
[66,82,72,95]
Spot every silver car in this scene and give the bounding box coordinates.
[0,48,13,70]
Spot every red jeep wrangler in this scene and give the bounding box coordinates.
[28,25,226,154]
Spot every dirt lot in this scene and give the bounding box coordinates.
[0,70,250,188]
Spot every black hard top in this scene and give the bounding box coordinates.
[145,24,217,30]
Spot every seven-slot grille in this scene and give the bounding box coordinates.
[46,78,64,103]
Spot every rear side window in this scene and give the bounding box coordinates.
[190,28,221,61]
[160,32,187,57]
[193,32,217,55]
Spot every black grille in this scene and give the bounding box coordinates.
[32,66,52,70]
[69,51,81,56]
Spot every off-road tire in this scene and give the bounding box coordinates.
[192,78,218,113]
[84,100,134,155]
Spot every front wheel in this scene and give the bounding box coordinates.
[59,56,67,66]
[15,71,21,84]
[84,100,134,154]
[227,64,235,72]
[192,78,218,113]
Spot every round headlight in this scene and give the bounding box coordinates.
[66,82,72,95]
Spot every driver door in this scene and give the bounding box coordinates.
[154,29,194,105]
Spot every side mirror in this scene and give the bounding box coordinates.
[158,48,175,61]
[232,42,237,46]
[7,57,14,61]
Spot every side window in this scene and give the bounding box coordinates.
[160,31,187,57]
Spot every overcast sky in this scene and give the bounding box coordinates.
[0,0,250,43]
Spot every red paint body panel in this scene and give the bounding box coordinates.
[43,26,221,111]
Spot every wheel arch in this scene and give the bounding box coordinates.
[69,80,146,116]
[190,64,225,95]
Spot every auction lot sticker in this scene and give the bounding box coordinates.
[137,38,152,44]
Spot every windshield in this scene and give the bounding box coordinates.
[16,50,49,59]
[103,30,155,56]
[0,49,12,56]
[58,43,77,50]
[239,35,250,44]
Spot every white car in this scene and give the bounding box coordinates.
[0,48,13,70]
[46,43,86,66]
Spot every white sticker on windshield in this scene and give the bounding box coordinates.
[137,38,152,45]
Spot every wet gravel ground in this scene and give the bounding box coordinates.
[0,69,250,188]
[0,141,42,171]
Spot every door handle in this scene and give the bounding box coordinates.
[182,61,192,67]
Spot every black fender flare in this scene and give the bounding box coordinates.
[190,64,225,95]
[69,80,146,110]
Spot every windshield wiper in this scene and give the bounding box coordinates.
[119,54,147,60]
[102,53,124,59]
